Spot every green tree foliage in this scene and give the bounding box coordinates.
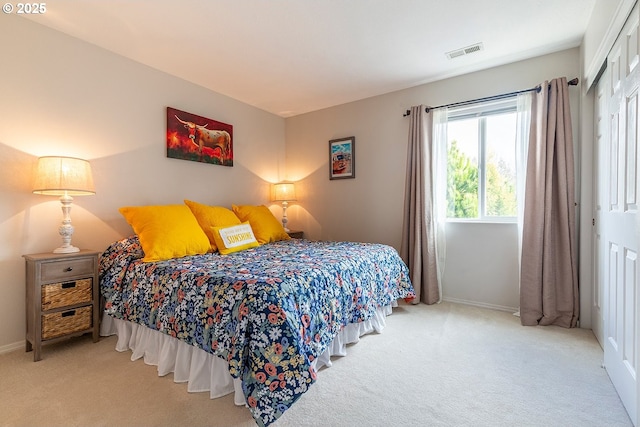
[486,153,517,216]
[447,140,516,218]
[447,140,478,218]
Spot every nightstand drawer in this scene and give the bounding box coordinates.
[42,278,92,310]
[42,306,92,340]
[41,257,95,282]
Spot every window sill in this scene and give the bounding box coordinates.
[445,218,517,225]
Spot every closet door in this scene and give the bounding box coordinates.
[601,4,639,425]
[593,67,607,348]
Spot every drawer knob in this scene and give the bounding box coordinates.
[64,267,73,272]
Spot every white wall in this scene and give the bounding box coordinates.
[286,48,581,312]
[0,17,286,351]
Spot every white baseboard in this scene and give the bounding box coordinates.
[442,296,518,314]
[0,341,24,355]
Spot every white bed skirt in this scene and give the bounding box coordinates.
[99,303,395,406]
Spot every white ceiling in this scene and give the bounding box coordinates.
[24,0,596,117]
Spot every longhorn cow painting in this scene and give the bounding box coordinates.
[166,107,233,166]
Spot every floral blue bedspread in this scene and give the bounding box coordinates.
[100,236,414,426]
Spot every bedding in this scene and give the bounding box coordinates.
[100,235,414,426]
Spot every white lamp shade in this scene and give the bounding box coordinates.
[33,156,95,196]
[272,182,297,202]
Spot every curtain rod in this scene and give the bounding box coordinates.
[403,77,579,117]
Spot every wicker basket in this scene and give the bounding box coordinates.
[41,306,92,340]
[41,278,92,310]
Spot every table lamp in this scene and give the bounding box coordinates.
[32,156,95,253]
[272,182,296,232]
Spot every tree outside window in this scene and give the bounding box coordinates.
[446,110,517,220]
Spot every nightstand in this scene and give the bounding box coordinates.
[287,230,304,239]
[23,250,100,361]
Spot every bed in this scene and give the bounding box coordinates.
[99,233,414,426]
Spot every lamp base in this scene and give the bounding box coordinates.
[281,201,290,233]
[54,194,79,254]
[53,245,80,254]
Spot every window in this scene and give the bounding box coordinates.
[446,99,518,221]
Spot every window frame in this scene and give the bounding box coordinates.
[445,98,518,223]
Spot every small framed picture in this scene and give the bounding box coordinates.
[329,136,355,180]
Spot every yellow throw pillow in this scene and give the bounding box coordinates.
[232,204,291,244]
[119,204,210,262]
[211,222,260,255]
[184,199,241,252]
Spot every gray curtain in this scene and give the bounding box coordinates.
[400,105,440,304]
[520,78,579,327]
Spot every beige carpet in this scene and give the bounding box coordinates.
[0,302,632,427]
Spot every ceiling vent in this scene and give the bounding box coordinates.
[446,42,484,60]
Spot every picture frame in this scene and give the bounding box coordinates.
[329,136,355,180]
[166,107,233,166]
